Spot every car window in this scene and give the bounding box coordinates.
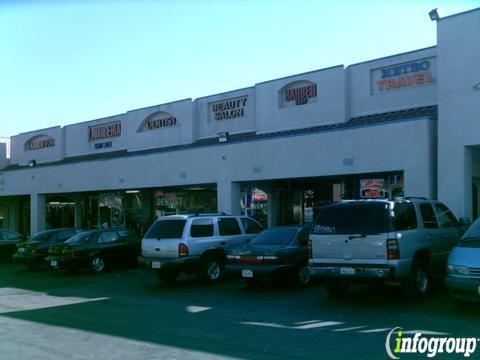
[190,218,214,238]
[434,203,457,228]
[57,229,77,242]
[66,232,94,245]
[419,203,439,229]
[98,231,119,243]
[251,228,297,246]
[241,218,263,234]
[393,202,417,231]
[145,220,186,239]
[30,231,56,242]
[218,218,241,236]
[1,231,20,241]
[312,202,391,235]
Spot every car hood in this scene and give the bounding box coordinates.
[448,246,480,268]
[229,244,293,256]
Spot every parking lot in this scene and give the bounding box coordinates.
[0,262,478,360]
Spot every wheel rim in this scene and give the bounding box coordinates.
[207,261,221,281]
[416,269,428,293]
[298,267,311,285]
[91,257,104,272]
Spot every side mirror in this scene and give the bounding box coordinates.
[299,238,309,246]
[246,238,252,244]
[459,217,472,226]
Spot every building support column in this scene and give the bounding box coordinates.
[217,181,241,215]
[30,193,46,235]
[266,190,278,228]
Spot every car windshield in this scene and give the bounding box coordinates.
[312,202,392,235]
[461,218,480,243]
[251,228,298,246]
[145,219,186,239]
[66,232,94,245]
[29,231,54,242]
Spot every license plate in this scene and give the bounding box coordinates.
[152,261,161,269]
[18,248,25,253]
[242,269,253,278]
[50,260,58,267]
[340,267,355,275]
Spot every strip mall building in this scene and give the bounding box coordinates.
[0,8,479,236]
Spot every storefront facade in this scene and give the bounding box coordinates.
[0,7,478,235]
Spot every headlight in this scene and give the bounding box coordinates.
[447,264,469,275]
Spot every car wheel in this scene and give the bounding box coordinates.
[325,279,349,297]
[402,259,429,299]
[156,270,178,283]
[296,266,311,286]
[90,256,105,273]
[201,255,224,283]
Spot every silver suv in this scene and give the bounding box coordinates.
[308,198,465,298]
[139,214,263,283]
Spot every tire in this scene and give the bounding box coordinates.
[155,270,178,284]
[402,258,430,300]
[296,266,311,287]
[325,279,349,297]
[90,255,105,273]
[201,255,224,283]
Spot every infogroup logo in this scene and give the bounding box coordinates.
[385,327,478,359]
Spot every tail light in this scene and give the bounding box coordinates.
[387,238,400,260]
[308,240,313,259]
[178,243,189,257]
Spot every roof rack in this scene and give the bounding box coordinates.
[393,196,428,201]
[191,212,229,217]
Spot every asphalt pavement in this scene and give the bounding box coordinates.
[0,261,478,360]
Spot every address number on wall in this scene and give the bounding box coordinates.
[342,158,354,166]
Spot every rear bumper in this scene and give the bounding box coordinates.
[138,256,201,272]
[308,264,392,279]
[45,255,84,269]
[308,258,411,280]
[226,263,297,278]
[446,275,480,302]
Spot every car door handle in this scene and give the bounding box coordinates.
[220,241,226,246]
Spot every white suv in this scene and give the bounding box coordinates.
[308,198,465,298]
[139,214,263,283]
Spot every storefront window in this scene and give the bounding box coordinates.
[46,195,75,229]
[154,187,217,217]
[240,187,268,227]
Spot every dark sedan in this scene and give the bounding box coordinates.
[46,229,140,273]
[13,228,82,269]
[0,230,25,258]
[226,226,311,286]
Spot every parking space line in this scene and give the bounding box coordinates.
[186,306,212,313]
[294,321,344,330]
[358,328,391,333]
[295,320,321,325]
[403,330,449,336]
[239,321,289,329]
[333,326,368,332]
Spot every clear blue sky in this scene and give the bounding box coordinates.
[0,0,477,137]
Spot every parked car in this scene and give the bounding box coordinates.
[13,228,83,269]
[138,214,263,283]
[308,198,464,298]
[226,226,311,286]
[46,228,140,273]
[0,230,25,258]
[446,218,480,302]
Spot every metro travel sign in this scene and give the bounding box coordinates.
[371,57,436,94]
